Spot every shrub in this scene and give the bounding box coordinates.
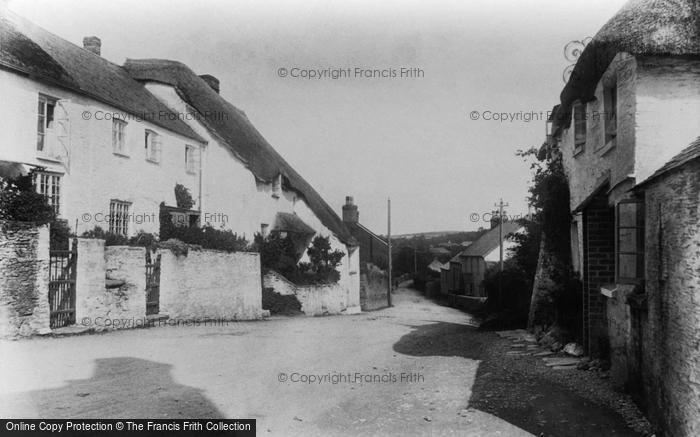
[0,175,55,224]
[174,184,194,210]
[255,234,345,285]
[81,226,159,248]
[50,220,72,250]
[160,210,249,252]
[262,287,302,315]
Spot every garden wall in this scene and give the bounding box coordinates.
[0,222,50,338]
[360,267,388,311]
[160,248,263,320]
[263,270,361,316]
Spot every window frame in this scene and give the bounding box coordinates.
[615,198,644,285]
[37,94,58,152]
[108,200,131,236]
[572,101,586,155]
[32,171,61,216]
[185,144,199,174]
[604,82,617,145]
[112,118,128,155]
[144,129,162,163]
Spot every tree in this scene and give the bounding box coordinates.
[0,175,55,224]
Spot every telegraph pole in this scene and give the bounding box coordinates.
[387,197,392,307]
[495,198,509,304]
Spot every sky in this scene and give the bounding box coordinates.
[9,0,628,235]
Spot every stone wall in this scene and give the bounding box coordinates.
[160,248,262,320]
[0,222,50,338]
[638,161,700,436]
[262,270,297,296]
[76,240,148,330]
[360,266,388,311]
[263,270,361,316]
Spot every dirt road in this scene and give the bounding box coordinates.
[0,287,639,436]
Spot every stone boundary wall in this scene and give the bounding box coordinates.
[160,248,263,320]
[76,240,148,331]
[0,222,50,338]
[360,266,388,311]
[262,269,296,296]
[263,270,361,316]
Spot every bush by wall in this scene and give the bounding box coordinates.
[0,175,55,224]
[160,208,249,252]
[262,287,303,315]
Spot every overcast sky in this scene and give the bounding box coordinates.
[9,0,627,235]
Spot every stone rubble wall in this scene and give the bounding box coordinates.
[0,222,50,338]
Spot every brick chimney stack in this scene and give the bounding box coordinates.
[83,36,101,56]
[342,196,359,223]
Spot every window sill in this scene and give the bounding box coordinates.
[186,169,198,175]
[597,138,616,156]
[36,153,63,164]
[573,145,585,157]
[113,152,130,158]
[146,158,161,165]
[271,193,280,199]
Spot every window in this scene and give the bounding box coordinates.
[32,172,61,216]
[185,145,199,173]
[604,83,617,144]
[37,95,57,151]
[112,119,127,154]
[109,200,130,236]
[144,130,161,163]
[573,101,586,155]
[616,199,644,284]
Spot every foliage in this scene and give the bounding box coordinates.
[497,147,580,331]
[174,183,194,210]
[50,219,73,250]
[262,287,303,315]
[255,233,344,285]
[0,175,55,224]
[160,208,249,252]
[253,232,300,279]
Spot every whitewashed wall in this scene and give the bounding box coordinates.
[0,70,203,237]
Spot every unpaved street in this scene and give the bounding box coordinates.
[1,288,637,436]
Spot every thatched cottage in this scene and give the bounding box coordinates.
[541,0,700,434]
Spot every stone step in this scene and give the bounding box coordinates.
[543,357,581,367]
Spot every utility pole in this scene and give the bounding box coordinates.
[495,198,509,304]
[387,197,392,307]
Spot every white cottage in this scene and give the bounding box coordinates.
[122,59,360,310]
[0,7,207,236]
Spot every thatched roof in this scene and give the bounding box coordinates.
[553,0,700,133]
[0,8,204,142]
[123,59,356,245]
[636,136,700,187]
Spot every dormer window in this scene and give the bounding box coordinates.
[573,101,586,155]
[604,82,617,144]
[145,129,161,163]
[272,174,282,198]
[37,94,57,152]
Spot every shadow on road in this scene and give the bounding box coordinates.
[468,349,642,437]
[1,357,224,418]
[392,321,484,359]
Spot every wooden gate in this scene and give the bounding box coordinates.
[49,241,77,328]
[145,250,161,315]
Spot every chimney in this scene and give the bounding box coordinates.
[342,196,359,223]
[199,74,220,94]
[83,36,101,56]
